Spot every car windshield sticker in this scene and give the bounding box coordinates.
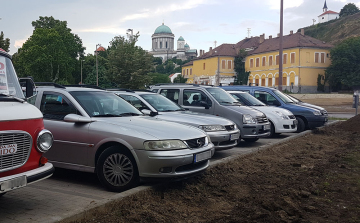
[0,57,9,95]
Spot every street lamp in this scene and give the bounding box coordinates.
[127,29,133,41]
[95,44,101,86]
[279,0,284,91]
[80,60,85,84]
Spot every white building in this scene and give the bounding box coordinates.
[150,23,197,61]
[318,0,339,24]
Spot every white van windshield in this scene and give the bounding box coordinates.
[0,55,24,98]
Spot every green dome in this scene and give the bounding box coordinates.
[154,23,172,34]
[184,43,189,48]
[178,36,185,41]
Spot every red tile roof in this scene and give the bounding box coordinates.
[182,61,193,67]
[319,10,339,17]
[96,46,106,52]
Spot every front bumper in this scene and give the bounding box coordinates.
[241,123,271,138]
[134,143,215,178]
[0,163,54,193]
[307,115,328,129]
[275,119,298,133]
[207,129,240,150]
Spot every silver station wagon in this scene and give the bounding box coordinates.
[110,90,240,150]
[28,84,215,192]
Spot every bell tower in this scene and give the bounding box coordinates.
[323,0,328,12]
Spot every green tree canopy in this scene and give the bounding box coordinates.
[326,37,360,89]
[13,16,85,84]
[234,49,250,85]
[0,32,10,52]
[106,34,153,89]
[339,3,360,18]
[148,73,171,85]
[173,74,187,83]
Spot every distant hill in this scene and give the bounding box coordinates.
[298,12,360,45]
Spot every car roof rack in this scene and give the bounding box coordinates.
[154,83,200,87]
[107,88,134,92]
[35,82,66,89]
[64,85,105,90]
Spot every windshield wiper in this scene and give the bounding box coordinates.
[93,114,122,117]
[119,112,141,116]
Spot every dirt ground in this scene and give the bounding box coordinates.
[301,98,355,113]
[72,115,360,223]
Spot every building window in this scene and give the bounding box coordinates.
[269,56,273,66]
[222,60,226,69]
[321,52,325,63]
[283,54,287,64]
[275,55,279,65]
[306,52,310,63]
[315,52,319,63]
[228,60,232,70]
[182,69,185,75]
[256,58,260,67]
[166,41,168,48]
[160,42,163,49]
[250,59,254,68]
[290,53,295,64]
[203,63,206,70]
[190,68,192,75]
[186,69,189,76]
[262,57,266,66]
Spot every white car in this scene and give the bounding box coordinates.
[228,91,298,137]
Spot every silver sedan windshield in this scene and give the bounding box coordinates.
[71,91,143,117]
[141,94,182,112]
[206,88,239,105]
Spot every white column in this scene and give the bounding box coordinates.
[265,77,268,86]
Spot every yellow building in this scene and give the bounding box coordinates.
[182,30,333,93]
[246,30,332,93]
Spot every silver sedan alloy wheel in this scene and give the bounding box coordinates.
[103,153,134,186]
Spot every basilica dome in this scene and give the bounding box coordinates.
[154,23,172,34]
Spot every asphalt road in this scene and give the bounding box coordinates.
[0,132,309,223]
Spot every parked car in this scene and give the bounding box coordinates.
[110,90,240,150]
[28,84,215,192]
[150,84,271,142]
[221,85,328,132]
[0,49,54,196]
[285,94,328,116]
[227,91,297,137]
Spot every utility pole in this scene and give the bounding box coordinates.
[278,0,284,91]
[95,44,101,86]
[80,60,84,84]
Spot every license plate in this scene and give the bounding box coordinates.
[263,124,271,130]
[230,133,240,141]
[0,176,27,192]
[194,150,212,163]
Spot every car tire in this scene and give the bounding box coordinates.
[296,117,306,133]
[243,138,259,142]
[269,122,276,137]
[96,146,139,192]
[0,192,6,197]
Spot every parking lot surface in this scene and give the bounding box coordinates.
[0,132,314,223]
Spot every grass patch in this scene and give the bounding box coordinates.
[328,117,349,121]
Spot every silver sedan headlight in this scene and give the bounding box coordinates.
[274,111,290,120]
[36,129,53,153]
[243,114,256,124]
[144,140,188,150]
[198,125,226,132]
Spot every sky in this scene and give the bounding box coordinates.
[1,0,359,56]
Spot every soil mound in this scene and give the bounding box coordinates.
[338,114,360,133]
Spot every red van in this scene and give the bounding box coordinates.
[0,48,54,196]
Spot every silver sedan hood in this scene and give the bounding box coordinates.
[156,111,234,126]
[93,116,206,140]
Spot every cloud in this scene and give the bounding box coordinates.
[14,39,27,49]
[265,0,304,10]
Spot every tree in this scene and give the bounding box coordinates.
[173,74,187,83]
[339,3,360,18]
[13,16,85,83]
[107,34,153,89]
[148,73,171,85]
[0,32,10,52]
[234,49,250,85]
[326,37,360,90]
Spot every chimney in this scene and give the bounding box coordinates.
[269,35,272,39]
[277,33,280,37]
[290,30,293,35]
[209,47,212,52]
[199,50,202,56]
[259,33,265,44]
[301,29,305,36]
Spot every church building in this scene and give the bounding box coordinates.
[318,0,339,24]
[150,23,197,61]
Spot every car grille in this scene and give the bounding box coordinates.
[256,116,268,123]
[0,131,32,173]
[225,125,235,131]
[288,115,296,119]
[185,137,206,149]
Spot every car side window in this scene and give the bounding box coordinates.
[40,93,79,120]
[118,95,148,111]
[254,91,278,106]
[183,90,212,107]
[230,94,244,105]
[160,89,180,104]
